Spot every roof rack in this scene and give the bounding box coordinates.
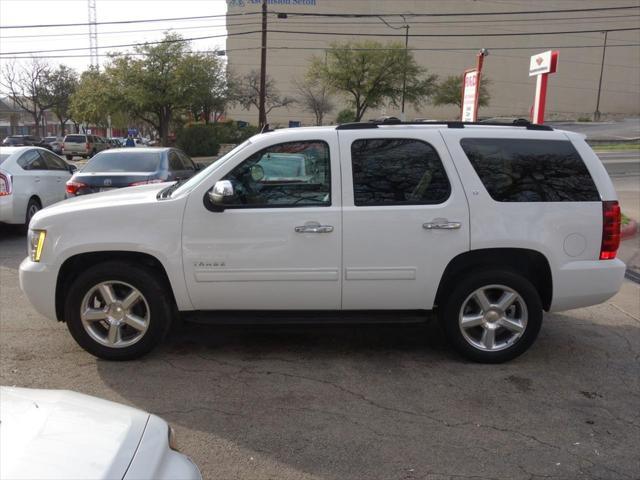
[335,119,553,131]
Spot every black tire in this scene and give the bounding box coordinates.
[25,197,41,228]
[66,155,73,161]
[440,269,543,363]
[64,261,173,360]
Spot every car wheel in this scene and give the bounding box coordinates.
[25,197,41,227]
[440,270,542,363]
[66,155,73,161]
[64,261,173,360]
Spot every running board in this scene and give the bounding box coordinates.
[181,310,433,325]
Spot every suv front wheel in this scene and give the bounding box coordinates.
[440,270,542,363]
[64,261,173,360]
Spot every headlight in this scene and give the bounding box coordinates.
[28,230,46,262]
[168,425,179,451]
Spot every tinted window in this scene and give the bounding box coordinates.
[65,135,86,143]
[168,151,183,171]
[18,149,47,170]
[82,151,162,173]
[177,150,195,170]
[222,140,330,207]
[41,151,68,171]
[460,138,599,202]
[351,138,451,206]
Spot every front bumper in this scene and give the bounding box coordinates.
[550,258,626,312]
[19,257,58,321]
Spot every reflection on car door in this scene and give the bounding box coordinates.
[181,132,342,310]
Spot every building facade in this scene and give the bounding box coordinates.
[225,0,640,126]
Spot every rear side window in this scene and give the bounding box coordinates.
[65,135,86,143]
[460,138,599,202]
[17,150,47,170]
[168,151,183,171]
[351,138,451,206]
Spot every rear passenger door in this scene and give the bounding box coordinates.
[338,129,470,310]
[16,149,58,207]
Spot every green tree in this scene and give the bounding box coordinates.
[310,41,437,121]
[178,53,230,124]
[46,65,79,135]
[70,67,115,128]
[335,109,356,124]
[432,75,491,110]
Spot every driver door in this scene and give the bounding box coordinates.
[181,131,342,310]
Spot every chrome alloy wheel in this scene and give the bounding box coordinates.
[458,284,528,352]
[80,281,150,348]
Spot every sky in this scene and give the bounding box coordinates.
[0,0,229,74]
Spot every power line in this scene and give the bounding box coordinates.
[265,26,640,38]
[0,31,259,55]
[3,43,639,60]
[0,12,260,30]
[3,25,639,56]
[4,14,640,40]
[274,5,640,18]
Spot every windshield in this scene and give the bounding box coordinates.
[168,138,254,197]
[82,151,162,173]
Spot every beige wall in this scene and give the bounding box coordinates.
[226,0,640,126]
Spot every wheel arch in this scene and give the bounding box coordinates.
[55,251,177,322]
[434,248,553,311]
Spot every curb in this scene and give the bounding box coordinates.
[621,219,638,240]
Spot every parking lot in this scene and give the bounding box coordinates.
[1,224,639,480]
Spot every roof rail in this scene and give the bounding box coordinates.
[335,120,553,131]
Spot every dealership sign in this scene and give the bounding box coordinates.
[461,69,480,122]
[529,50,559,124]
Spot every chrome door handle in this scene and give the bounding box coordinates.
[295,221,334,233]
[423,221,461,230]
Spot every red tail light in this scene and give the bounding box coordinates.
[66,180,87,196]
[600,200,621,260]
[129,179,164,186]
[0,171,12,196]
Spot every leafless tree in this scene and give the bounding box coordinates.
[1,59,54,137]
[294,77,334,126]
[235,70,295,123]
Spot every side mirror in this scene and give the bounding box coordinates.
[68,164,78,173]
[207,180,234,211]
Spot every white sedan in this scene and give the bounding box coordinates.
[0,146,75,227]
[0,386,202,480]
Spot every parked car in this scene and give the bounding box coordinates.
[0,146,75,227]
[0,386,201,480]
[2,135,52,150]
[62,134,109,160]
[65,147,199,197]
[19,121,625,363]
[43,136,64,154]
[107,137,122,148]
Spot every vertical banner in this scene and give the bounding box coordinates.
[461,69,480,122]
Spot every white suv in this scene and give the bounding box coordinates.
[19,122,625,363]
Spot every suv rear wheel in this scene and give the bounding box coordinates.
[440,270,542,363]
[64,261,173,360]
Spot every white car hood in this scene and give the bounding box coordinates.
[32,182,169,227]
[0,387,149,480]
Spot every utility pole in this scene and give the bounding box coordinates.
[594,30,608,122]
[400,24,409,121]
[258,0,268,128]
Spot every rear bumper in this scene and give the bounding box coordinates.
[550,258,626,311]
[19,257,58,321]
[0,196,19,224]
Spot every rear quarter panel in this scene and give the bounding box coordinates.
[441,129,610,307]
